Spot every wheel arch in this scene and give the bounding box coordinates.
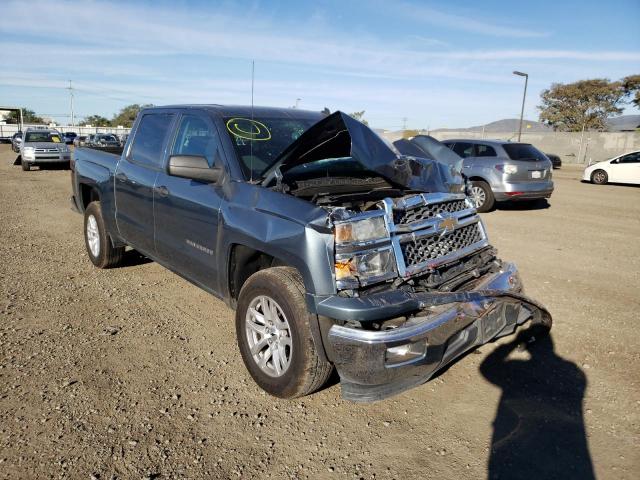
[225,243,330,363]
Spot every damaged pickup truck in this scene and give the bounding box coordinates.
[71,106,551,402]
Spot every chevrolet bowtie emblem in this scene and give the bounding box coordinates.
[437,217,458,232]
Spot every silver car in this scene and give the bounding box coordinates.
[441,139,554,212]
[20,128,72,171]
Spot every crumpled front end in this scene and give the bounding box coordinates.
[323,262,552,402]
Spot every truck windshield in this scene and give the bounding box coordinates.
[502,143,547,162]
[24,132,62,143]
[223,116,317,179]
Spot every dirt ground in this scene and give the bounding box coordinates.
[0,144,638,479]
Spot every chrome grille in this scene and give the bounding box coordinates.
[401,222,483,266]
[396,199,468,226]
[35,148,59,153]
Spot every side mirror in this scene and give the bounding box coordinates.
[168,155,222,183]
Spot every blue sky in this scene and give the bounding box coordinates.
[1,0,639,129]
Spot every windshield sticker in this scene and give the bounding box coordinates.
[226,118,271,141]
[51,136,61,143]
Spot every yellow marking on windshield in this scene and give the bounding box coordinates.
[226,118,271,141]
[51,136,61,143]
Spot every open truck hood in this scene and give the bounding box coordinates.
[261,111,465,194]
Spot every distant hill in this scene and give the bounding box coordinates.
[606,115,640,131]
[432,118,551,133]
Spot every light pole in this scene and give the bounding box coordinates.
[67,80,75,127]
[513,71,528,142]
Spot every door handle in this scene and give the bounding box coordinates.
[155,185,169,197]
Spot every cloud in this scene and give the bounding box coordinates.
[388,1,550,38]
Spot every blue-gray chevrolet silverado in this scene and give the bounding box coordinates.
[71,105,552,402]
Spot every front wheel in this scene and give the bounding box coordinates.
[591,169,608,185]
[21,158,30,171]
[84,201,125,268]
[470,180,495,212]
[236,267,333,399]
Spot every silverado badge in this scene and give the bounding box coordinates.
[437,217,458,233]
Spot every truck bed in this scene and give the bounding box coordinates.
[74,146,122,170]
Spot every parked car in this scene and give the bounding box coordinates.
[440,139,554,212]
[545,153,562,169]
[19,128,71,171]
[582,150,640,185]
[84,134,97,146]
[71,106,551,401]
[73,135,88,147]
[63,132,78,145]
[91,133,120,148]
[11,132,22,153]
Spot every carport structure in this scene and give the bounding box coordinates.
[0,107,24,142]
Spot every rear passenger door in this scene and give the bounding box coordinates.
[153,112,225,293]
[451,142,478,174]
[115,112,176,255]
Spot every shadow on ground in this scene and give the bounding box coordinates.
[495,199,551,211]
[119,249,153,268]
[480,326,595,480]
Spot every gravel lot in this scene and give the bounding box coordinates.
[1,144,638,479]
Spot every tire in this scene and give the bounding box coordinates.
[591,169,608,185]
[21,158,30,171]
[83,201,125,268]
[470,180,495,212]
[236,267,333,399]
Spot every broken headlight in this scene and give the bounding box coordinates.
[335,248,396,288]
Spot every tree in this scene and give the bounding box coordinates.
[538,79,625,131]
[622,74,640,108]
[4,108,44,124]
[349,110,369,126]
[111,103,153,128]
[83,115,111,126]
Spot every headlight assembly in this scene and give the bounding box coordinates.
[334,215,388,245]
[335,248,396,288]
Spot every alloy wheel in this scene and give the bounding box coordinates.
[86,215,100,257]
[245,295,293,377]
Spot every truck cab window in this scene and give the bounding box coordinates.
[173,115,221,168]
[129,113,174,168]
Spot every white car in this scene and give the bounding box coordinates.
[582,151,640,185]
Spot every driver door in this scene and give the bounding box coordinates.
[610,152,640,184]
[153,113,225,293]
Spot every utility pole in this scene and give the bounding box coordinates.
[402,117,408,131]
[513,71,528,142]
[67,80,75,127]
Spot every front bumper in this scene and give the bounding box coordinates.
[325,263,551,402]
[22,153,71,164]
[493,180,554,201]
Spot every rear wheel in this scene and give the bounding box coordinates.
[236,267,333,399]
[84,201,124,268]
[591,169,608,185]
[470,180,495,212]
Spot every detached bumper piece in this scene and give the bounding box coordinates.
[326,264,551,402]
